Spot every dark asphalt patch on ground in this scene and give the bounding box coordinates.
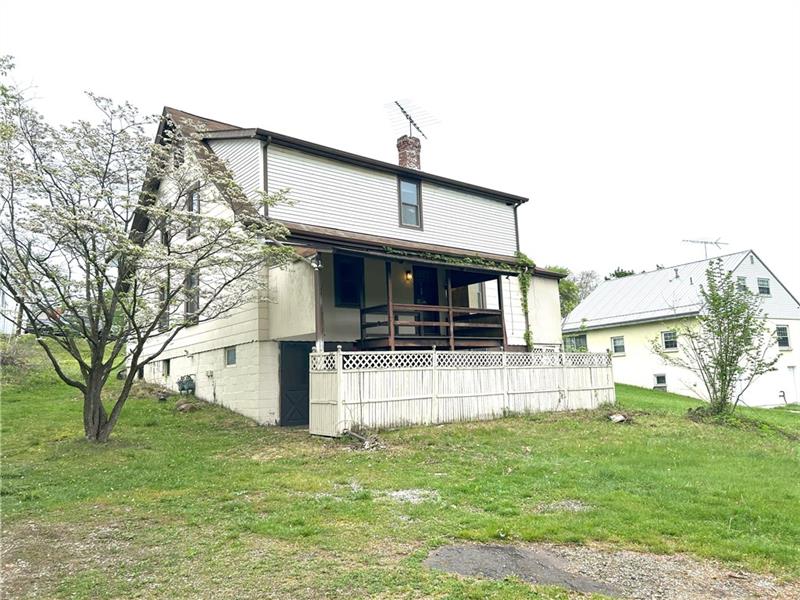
[423,544,621,596]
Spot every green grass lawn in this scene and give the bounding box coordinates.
[2,338,799,599]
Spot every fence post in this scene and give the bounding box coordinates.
[558,352,567,409]
[502,348,509,414]
[431,346,438,425]
[335,345,344,434]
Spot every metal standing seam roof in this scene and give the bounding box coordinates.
[562,251,752,332]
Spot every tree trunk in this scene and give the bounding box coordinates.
[83,377,109,442]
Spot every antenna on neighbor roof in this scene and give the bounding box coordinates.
[682,238,729,259]
[386,99,439,139]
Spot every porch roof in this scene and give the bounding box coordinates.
[282,220,565,280]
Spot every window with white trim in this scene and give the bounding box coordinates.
[398,178,422,228]
[611,336,625,354]
[224,346,237,366]
[661,330,677,350]
[736,276,747,292]
[564,334,587,352]
[757,278,771,296]
[776,325,790,349]
[186,188,200,239]
[654,374,667,388]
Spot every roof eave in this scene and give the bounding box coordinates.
[199,127,529,206]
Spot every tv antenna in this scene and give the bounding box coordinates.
[682,238,729,259]
[386,99,438,139]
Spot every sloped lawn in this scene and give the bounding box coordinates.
[2,338,798,599]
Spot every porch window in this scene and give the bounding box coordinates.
[333,254,364,308]
[564,334,587,352]
[398,178,422,228]
[776,325,790,349]
[661,330,677,350]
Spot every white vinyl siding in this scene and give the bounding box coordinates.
[266,145,517,256]
[207,138,263,200]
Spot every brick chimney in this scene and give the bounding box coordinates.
[397,135,421,170]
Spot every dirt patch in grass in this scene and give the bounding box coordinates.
[425,543,800,599]
[1,518,146,599]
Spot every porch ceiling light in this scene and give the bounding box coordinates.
[404,270,413,283]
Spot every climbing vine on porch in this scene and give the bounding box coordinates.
[515,251,536,350]
[381,246,537,351]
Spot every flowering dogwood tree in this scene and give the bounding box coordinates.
[0,58,293,441]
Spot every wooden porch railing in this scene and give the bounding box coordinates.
[360,303,504,350]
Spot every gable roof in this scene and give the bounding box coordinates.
[562,251,753,332]
[161,107,528,206]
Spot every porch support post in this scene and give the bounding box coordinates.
[446,270,455,351]
[386,261,395,351]
[313,255,324,352]
[497,275,508,349]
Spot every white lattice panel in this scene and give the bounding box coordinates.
[563,353,611,368]
[310,353,336,372]
[437,352,504,369]
[341,351,433,371]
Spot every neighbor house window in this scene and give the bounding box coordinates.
[184,269,199,324]
[611,336,625,354]
[757,278,771,296]
[333,254,364,308]
[186,188,200,239]
[654,374,667,389]
[564,334,587,352]
[776,325,790,349]
[736,276,747,292]
[398,178,422,228]
[661,330,677,350]
[224,346,237,366]
[162,359,170,377]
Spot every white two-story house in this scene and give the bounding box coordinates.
[562,251,800,408]
[140,108,568,427]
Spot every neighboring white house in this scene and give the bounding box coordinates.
[0,287,19,336]
[562,251,800,408]
[139,108,575,427]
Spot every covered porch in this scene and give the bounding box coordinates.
[359,262,507,350]
[306,246,517,352]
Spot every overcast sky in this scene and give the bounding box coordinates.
[3,1,799,296]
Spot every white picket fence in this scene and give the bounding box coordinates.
[309,349,615,436]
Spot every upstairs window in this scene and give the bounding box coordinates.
[333,254,364,308]
[611,336,625,354]
[186,188,200,239]
[398,178,422,228]
[184,269,200,324]
[736,276,747,292]
[776,325,790,349]
[661,330,678,350]
[757,278,771,296]
[564,334,587,352]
